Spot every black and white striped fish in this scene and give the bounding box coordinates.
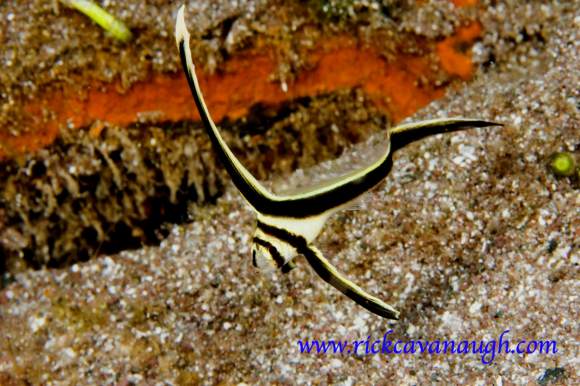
[175,5,501,320]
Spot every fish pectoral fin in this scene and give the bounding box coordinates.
[302,244,400,320]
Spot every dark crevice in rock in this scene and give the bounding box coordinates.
[0,88,388,276]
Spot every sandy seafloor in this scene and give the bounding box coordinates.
[1,2,579,386]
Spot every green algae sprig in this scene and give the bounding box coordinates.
[548,152,576,177]
[61,0,132,42]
